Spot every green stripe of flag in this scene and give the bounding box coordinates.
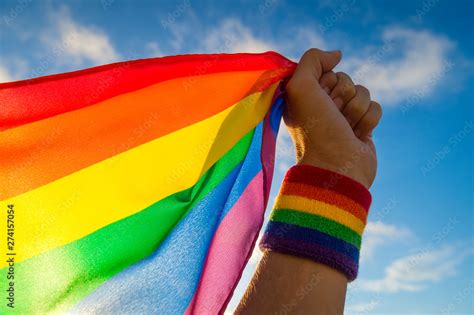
[0,128,255,314]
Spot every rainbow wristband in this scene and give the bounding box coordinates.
[260,165,371,281]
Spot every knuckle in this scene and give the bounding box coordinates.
[335,71,349,79]
[302,48,321,60]
[320,71,337,86]
[372,100,382,110]
[366,114,379,125]
[342,102,354,116]
[351,102,368,117]
[336,72,353,84]
[343,83,357,98]
[334,72,356,98]
[371,101,383,117]
[356,85,370,97]
[306,48,321,56]
[366,102,383,124]
[364,117,379,129]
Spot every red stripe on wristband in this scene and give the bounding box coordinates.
[283,164,371,210]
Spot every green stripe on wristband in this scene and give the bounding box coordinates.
[270,209,362,248]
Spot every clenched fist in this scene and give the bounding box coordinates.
[284,48,382,188]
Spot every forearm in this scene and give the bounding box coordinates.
[236,251,347,314]
[237,165,371,314]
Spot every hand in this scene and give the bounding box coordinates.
[284,48,382,188]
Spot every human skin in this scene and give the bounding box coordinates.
[236,48,382,314]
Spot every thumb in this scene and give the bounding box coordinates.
[294,48,342,80]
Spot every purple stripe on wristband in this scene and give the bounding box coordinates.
[260,233,359,281]
[263,220,359,260]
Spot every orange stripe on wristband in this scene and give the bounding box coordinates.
[275,195,365,235]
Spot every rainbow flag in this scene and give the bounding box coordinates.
[0,52,295,313]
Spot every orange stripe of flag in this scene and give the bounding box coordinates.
[1,70,280,199]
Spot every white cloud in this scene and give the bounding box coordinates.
[342,27,454,105]
[202,19,328,61]
[282,27,327,60]
[361,221,413,261]
[365,221,412,238]
[203,18,275,53]
[45,6,120,66]
[201,22,456,107]
[0,66,13,83]
[201,22,456,108]
[358,244,473,293]
[295,28,327,50]
[145,41,164,57]
[167,20,190,52]
[346,301,379,313]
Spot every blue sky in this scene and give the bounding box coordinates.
[1,0,472,313]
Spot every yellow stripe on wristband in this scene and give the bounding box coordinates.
[275,194,365,235]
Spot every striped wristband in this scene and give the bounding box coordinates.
[260,165,371,281]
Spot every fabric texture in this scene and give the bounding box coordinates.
[260,164,371,281]
[0,52,295,314]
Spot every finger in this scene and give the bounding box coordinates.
[343,85,371,127]
[319,71,337,94]
[330,72,356,109]
[294,48,342,80]
[354,101,382,140]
